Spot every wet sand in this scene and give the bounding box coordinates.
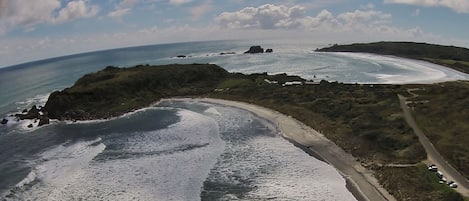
[191,98,396,201]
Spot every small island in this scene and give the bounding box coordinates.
[15,42,469,201]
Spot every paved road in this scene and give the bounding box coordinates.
[398,94,469,197]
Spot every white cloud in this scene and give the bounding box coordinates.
[190,0,213,20]
[384,0,469,13]
[108,8,131,18]
[0,0,99,34]
[169,0,193,6]
[215,4,314,29]
[215,4,391,31]
[213,3,447,44]
[55,0,99,23]
[108,0,139,18]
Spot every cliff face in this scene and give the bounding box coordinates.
[43,64,230,120]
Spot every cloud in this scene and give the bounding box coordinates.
[55,0,99,23]
[108,8,131,18]
[215,4,391,31]
[169,0,193,6]
[215,4,313,29]
[384,0,469,13]
[190,0,213,20]
[0,0,99,34]
[108,0,139,18]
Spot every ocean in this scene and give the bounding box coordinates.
[0,40,468,200]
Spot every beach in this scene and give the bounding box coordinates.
[194,98,397,201]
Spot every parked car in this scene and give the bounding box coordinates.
[436,171,444,179]
[439,177,447,184]
[448,181,458,188]
[428,164,438,172]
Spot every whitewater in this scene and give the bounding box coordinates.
[1,40,468,200]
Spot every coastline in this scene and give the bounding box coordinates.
[186,98,396,201]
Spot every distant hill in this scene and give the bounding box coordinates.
[316,42,469,74]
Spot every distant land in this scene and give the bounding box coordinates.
[316,41,469,74]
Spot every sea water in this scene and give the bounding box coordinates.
[1,40,468,200]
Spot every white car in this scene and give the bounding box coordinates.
[428,164,438,172]
[448,181,458,188]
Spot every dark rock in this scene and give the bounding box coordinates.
[219,52,236,55]
[265,49,273,53]
[1,118,7,125]
[18,105,40,120]
[176,55,187,58]
[22,109,28,113]
[27,124,33,128]
[244,46,264,54]
[38,116,50,126]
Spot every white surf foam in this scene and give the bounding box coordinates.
[8,138,106,200]
[200,103,357,201]
[9,109,225,201]
[331,52,469,84]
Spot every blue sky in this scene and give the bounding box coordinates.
[1,0,469,67]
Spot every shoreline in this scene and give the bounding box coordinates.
[188,98,396,201]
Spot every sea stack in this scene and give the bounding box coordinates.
[244,46,264,54]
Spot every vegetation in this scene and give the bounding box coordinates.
[44,64,230,120]
[316,42,469,73]
[375,164,464,201]
[405,81,469,178]
[210,81,425,164]
[43,63,469,200]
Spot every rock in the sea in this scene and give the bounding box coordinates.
[176,55,187,58]
[265,48,273,53]
[244,46,264,54]
[219,52,236,55]
[27,124,33,128]
[18,105,41,120]
[1,118,8,125]
[38,116,50,126]
[22,109,28,113]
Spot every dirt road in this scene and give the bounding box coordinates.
[398,94,469,197]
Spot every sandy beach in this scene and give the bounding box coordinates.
[190,98,397,201]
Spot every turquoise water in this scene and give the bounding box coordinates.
[0,40,468,200]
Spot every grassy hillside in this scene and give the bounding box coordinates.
[44,64,230,120]
[316,42,469,74]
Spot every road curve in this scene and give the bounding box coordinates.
[398,94,469,197]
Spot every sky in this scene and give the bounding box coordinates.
[1,0,469,67]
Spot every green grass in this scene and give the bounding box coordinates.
[376,163,464,201]
[406,81,469,178]
[217,78,254,89]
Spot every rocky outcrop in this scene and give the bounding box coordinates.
[16,105,41,120]
[265,49,273,53]
[219,52,236,55]
[38,116,50,126]
[12,105,51,127]
[1,118,7,125]
[244,46,264,54]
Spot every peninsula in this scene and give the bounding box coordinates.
[316,41,469,74]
